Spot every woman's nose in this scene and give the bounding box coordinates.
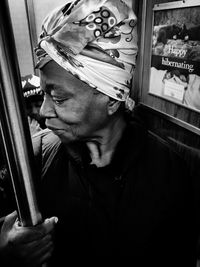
[40,95,56,118]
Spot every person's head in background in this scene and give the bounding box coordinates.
[21,74,46,131]
[35,0,138,146]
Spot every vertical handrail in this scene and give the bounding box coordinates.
[0,0,42,226]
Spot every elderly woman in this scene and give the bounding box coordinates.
[0,1,199,267]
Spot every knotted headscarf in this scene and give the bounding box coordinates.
[35,0,138,110]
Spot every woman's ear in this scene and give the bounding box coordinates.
[107,98,121,115]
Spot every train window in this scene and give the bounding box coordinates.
[7,0,70,77]
[8,0,34,76]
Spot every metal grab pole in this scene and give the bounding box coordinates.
[0,0,42,226]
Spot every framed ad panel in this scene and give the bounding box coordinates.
[139,0,200,133]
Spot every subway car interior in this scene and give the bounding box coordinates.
[0,0,200,266]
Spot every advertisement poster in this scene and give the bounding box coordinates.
[149,1,200,112]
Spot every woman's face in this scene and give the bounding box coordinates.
[40,61,110,144]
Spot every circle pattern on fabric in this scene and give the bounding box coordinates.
[94,17,103,24]
[94,29,101,37]
[84,6,117,38]
[101,23,109,32]
[101,10,110,18]
[87,23,96,30]
[108,17,116,27]
[86,14,95,22]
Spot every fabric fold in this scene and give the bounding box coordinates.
[35,0,138,110]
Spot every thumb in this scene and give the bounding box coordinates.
[27,116,31,124]
[43,217,58,234]
[2,211,18,231]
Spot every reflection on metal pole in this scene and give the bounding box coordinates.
[0,0,42,226]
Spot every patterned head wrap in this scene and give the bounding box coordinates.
[35,0,138,110]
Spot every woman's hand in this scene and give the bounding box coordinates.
[0,211,58,267]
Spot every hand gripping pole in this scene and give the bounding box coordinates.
[0,0,42,227]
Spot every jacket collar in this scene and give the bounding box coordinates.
[65,115,148,176]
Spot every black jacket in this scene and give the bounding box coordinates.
[30,118,199,267]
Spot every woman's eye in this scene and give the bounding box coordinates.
[53,98,66,105]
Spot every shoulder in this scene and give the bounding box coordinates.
[32,129,63,176]
[147,131,175,154]
[32,128,61,156]
[147,131,184,162]
[145,131,190,183]
[125,113,186,168]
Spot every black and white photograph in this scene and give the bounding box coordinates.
[0,1,200,267]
